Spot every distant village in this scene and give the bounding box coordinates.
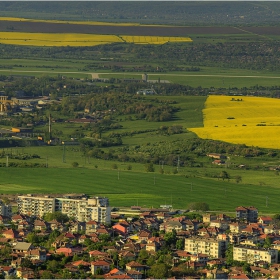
[0,194,279,279]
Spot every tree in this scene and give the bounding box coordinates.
[188,202,210,212]
[43,212,69,223]
[164,229,177,247]
[219,170,230,181]
[72,161,79,168]
[145,162,154,172]
[176,238,184,250]
[263,236,272,248]
[235,175,242,184]
[47,260,60,273]
[41,270,54,279]
[148,263,169,279]
[137,249,149,264]
[225,244,233,265]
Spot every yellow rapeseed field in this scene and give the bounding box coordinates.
[0,32,123,46]
[120,35,192,44]
[0,32,192,47]
[0,17,140,26]
[189,95,280,149]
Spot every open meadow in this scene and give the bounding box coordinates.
[0,166,279,214]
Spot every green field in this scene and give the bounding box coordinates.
[0,167,278,214]
[0,58,280,88]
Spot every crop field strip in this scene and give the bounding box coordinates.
[189,95,280,150]
[0,32,193,46]
[0,19,260,36]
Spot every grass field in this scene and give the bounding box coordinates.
[0,57,280,88]
[190,95,280,149]
[0,167,279,214]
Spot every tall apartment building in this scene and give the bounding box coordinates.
[233,245,278,264]
[17,196,55,218]
[17,195,110,224]
[0,199,12,217]
[184,237,228,258]
[236,206,258,222]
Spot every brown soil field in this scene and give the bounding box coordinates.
[242,27,280,35]
[0,20,248,36]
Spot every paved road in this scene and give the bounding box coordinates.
[1,69,280,79]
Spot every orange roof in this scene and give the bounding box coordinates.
[91,260,110,266]
[72,260,90,267]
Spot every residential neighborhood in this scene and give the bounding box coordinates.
[0,195,279,279]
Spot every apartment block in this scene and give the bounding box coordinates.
[184,237,228,258]
[17,195,55,218]
[236,206,258,222]
[0,199,12,217]
[17,195,110,224]
[233,245,278,264]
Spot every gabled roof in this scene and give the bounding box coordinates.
[72,260,90,267]
[13,242,32,251]
[126,261,146,268]
[91,260,111,266]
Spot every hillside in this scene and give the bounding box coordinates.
[0,1,279,26]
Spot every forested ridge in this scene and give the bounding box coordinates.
[1,42,280,71]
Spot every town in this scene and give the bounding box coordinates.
[0,195,279,279]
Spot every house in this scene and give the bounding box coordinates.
[25,249,47,261]
[190,253,209,264]
[2,229,18,239]
[113,223,129,236]
[12,242,33,254]
[127,269,143,279]
[11,214,27,224]
[138,229,152,242]
[89,250,109,260]
[86,221,100,234]
[207,153,227,159]
[125,261,147,272]
[205,268,228,279]
[17,221,31,230]
[118,250,136,261]
[0,266,15,278]
[34,220,48,231]
[68,221,86,233]
[55,246,83,257]
[91,260,111,275]
[258,216,273,225]
[160,220,185,233]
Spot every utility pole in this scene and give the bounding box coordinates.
[62,144,66,163]
[6,155,8,167]
[177,156,180,172]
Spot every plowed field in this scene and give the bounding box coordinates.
[0,20,249,36]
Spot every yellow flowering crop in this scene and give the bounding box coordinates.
[189,95,280,149]
[0,32,192,47]
[0,32,123,46]
[0,17,140,26]
[120,35,192,44]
